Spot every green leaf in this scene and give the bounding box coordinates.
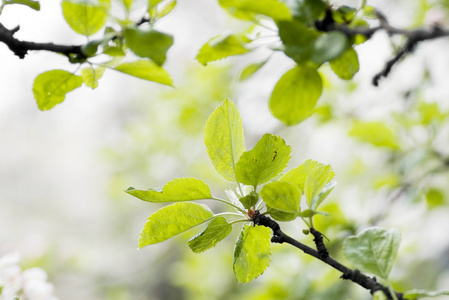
[349,121,400,149]
[233,225,271,283]
[404,289,449,300]
[373,290,388,300]
[329,47,359,80]
[62,0,110,36]
[239,191,259,209]
[196,34,249,66]
[126,178,212,203]
[277,20,319,63]
[148,0,163,10]
[235,134,291,187]
[239,58,268,81]
[310,31,348,65]
[188,216,232,253]
[266,207,297,221]
[204,99,246,182]
[269,65,322,125]
[284,0,327,24]
[138,202,213,248]
[122,0,133,10]
[158,0,176,18]
[343,227,401,279]
[33,70,83,111]
[218,0,292,21]
[425,188,445,208]
[124,27,173,66]
[310,181,336,211]
[113,60,173,86]
[260,181,300,214]
[5,0,40,10]
[80,66,105,89]
[304,163,334,208]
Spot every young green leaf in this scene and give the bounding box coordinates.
[277,20,319,64]
[304,163,334,208]
[235,134,291,187]
[33,70,83,111]
[138,202,213,248]
[343,227,401,279]
[289,0,327,24]
[80,66,105,89]
[310,31,348,65]
[113,60,173,86]
[124,27,173,66]
[204,99,246,182]
[5,0,40,11]
[157,0,176,18]
[188,216,232,253]
[269,65,322,125]
[266,207,297,221]
[126,178,212,202]
[239,58,269,81]
[349,121,400,149]
[280,159,332,193]
[196,34,249,66]
[404,289,449,300]
[122,0,133,11]
[329,47,359,80]
[260,181,301,214]
[310,181,336,211]
[218,0,292,21]
[233,225,271,283]
[239,191,259,209]
[373,290,388,300]
[62,0,110,36]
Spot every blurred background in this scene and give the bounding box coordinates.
[1,0,449,299]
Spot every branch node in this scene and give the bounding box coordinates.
[310,228,329,259]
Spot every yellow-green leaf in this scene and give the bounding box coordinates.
[233,225,271,283]
[33,70,83,111]
[138,202,213,248]
[260,181,300,214]
[218,0,291,21]
[239,58,268,81]
[197,34,249,66]
[269,65,322,125]
[126,178,212,203]
[204,99,246,182]
[188,216,232,253]
[349,121,400,149]
[80,66,105,89]
[113,60,173,86]
[330,47,359,80]
[62,0,110,36]
[5,0,40,11]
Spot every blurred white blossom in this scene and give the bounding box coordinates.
[0,253,58,300]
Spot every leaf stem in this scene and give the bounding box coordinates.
[212,197,246,214]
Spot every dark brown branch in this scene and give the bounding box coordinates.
[0,22,84,60]
[316,10,449,86]
[253,212,405,300]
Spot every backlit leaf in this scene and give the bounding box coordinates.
[138,202,213,248]
[304,163,334,208]
[188,216,232,253]
[233,225,271,283]
[126,178,212,202]
[260,181,300,214]
[269,65,322,125]
[197,34,249,66]
[218,0,292,21]
[310,181,336,211]
[343,227,401,279]
[33,70,83,111]
[239,58,268,81]
[62,0,110,36]
[124,27,173,66]
[204,99,246,182]
[80,66,105,89]
[122,0,133,11]
[235,134,291,187]
[349,121,399,149]
[277,20,319,63]
[329,47,359,80]
[266,207,297,221]
[404,289,449,300]
[5,0,40,10]
[113,60,173,86]
[310,31,348,64]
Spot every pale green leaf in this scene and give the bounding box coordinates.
[122,0,133,10]
[233,225,271,283]
[80,66,105,89]
[269,65,322,125]
[138,202,213,248]
[266,207,297,221]
[329,47,359,80]
[62,0,110,36]
[113,60,173,86]
[239,191,259,209]
[235,134,291,187]
[349,121,399,149]
[126,178,212,202]
[310,181,336,211]
[404,289,449,300]
[188,216,232,253]
[196,34,249,66]
[373,290,387,300]
[33,70,83,111]
[5,0,40,10]
[304,163,334,208]
[158,0,176,18]
[310,31,348,64]
[204,99,246,182]
[219,0,292,21]
[343,227,401,279]
[239,58,268,81]
[260,181,300,214]
[124,27,173,66]
[148,0,163,10]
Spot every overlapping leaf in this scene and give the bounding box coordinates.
[113,60,173,86]
[62,0,110,36]
[197,34,249,66]
[329,47,359,80]
[261,181,301,214]
[188,216,232,253]
[219,0,292,21]
[80,66,105,89]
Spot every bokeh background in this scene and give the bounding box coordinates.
[1,0,449,299]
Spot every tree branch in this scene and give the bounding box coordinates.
[0,22,84,59]
[316,10,449,86]
[253,212,405,300]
